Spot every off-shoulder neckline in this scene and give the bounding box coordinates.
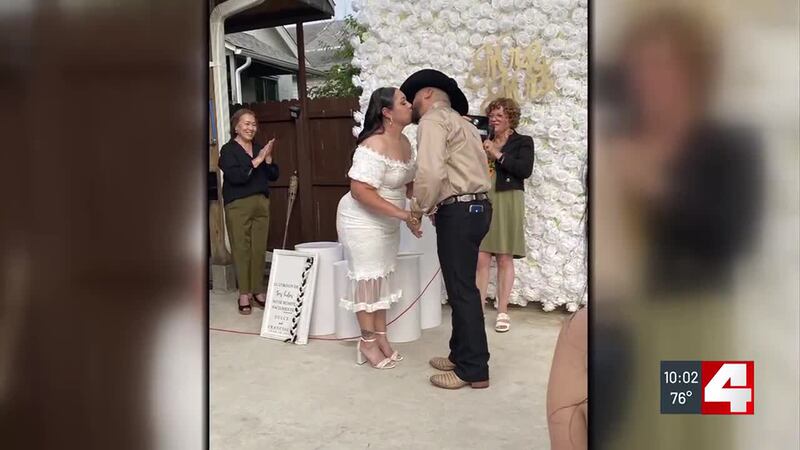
[356,144,415,167]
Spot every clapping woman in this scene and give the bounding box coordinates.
[218,108,280,315]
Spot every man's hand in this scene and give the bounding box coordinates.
[406,219,423,238]
[404,212,423,238]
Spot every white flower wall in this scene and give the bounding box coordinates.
[350,0,588,312]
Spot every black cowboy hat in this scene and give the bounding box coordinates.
[400,69,469,116]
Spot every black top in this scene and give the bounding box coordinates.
[494,132,535,192]
[218,139,280,205]
[645,121,762,295]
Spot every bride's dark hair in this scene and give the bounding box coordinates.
[356,87,397,145]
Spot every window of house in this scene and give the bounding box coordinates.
[256,77,279,102]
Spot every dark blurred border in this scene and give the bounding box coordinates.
[590,2,798,449]
[204,0,211,447]
[586,0,597,446]
[203,3,211,449]
[0,1,207,448]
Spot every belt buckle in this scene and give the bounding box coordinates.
[440,193,483,207]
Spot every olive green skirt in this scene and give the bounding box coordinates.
[480,178,526,259]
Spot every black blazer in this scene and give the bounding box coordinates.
[494,132,534,192]
[218,139,280,205]
[646,121,762,294]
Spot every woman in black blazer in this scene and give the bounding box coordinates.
[477,98,534,332]
[218,108,279,315]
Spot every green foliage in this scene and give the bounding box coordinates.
[309,16,367,99]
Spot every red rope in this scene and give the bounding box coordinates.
[209,327,258,336]
[210,267,442,341]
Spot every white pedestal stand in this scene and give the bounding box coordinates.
[294,242,343,337]
[399,212,443,329]
[386,253,422,343]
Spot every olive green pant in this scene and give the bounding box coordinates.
[225,194,270,294]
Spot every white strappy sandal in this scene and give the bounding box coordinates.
[374,331,404,362]
[495,313,511,333]
[356,337,396,369]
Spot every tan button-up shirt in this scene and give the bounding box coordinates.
[412,103,492,215]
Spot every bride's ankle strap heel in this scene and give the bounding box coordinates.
[356,336,396,369]
[372,331,404,362]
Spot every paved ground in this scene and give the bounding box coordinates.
[210,291,567,450]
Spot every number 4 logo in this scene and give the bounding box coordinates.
[701,361,755,414]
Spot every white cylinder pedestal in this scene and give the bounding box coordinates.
[399,213,443,329]
[333,260,361,340]
[421,270,444,329]
[294,242,343,337]
[386,253,422,343]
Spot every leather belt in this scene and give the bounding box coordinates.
[438,192,489,207]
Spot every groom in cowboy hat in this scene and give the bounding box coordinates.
[401,69,493,389]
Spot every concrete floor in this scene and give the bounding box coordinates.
[210,291,568,450]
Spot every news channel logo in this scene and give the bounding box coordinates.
[660,361,754,415]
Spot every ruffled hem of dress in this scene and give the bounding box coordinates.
[339,290,403,312]
[346,265,396,281]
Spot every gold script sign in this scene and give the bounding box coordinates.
[466,40,555,110]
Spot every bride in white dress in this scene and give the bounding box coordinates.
[336,87,422,369]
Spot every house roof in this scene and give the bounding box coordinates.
[225,31,324,76]
[214,0,335,33]
[286,20,348,71]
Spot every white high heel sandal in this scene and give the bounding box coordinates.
[357,337,396,369]
[374,331,403,362]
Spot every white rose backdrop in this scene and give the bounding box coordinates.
[351,0,587,312]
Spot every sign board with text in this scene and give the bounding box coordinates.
[260,250,319,345]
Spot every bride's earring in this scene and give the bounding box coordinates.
[389,116,394,127]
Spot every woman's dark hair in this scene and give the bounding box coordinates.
[230,108,256,139]
[356,87,397,145]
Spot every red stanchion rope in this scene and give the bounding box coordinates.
[209,267,441,341]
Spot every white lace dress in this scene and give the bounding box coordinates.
[336,145,417,312]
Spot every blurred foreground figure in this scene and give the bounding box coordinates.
[593,7,763,449]
[547,308,587,450]
[609,13,762,295]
